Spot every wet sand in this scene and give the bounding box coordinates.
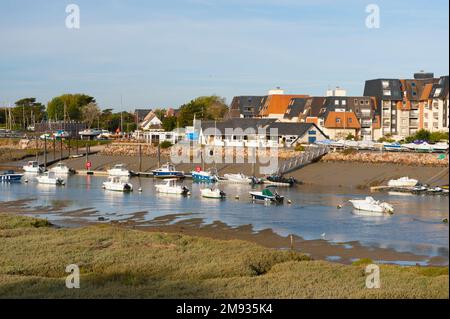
[2,199,447,266]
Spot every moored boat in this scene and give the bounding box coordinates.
[102,176,133,192]
[155,178,189,195]
[152,163,184,179]
[264,175,297,187]
[222,173,254,184]
[387,176,418,188]
[49,162,72,175]
[36,171,65,185]
[22,161,43,173]
[107,164,131,177]
[249,186,284,204]
[200,187,226,199]
[349,196,394,214]
[191,168,218,183]
[0,170,23,182]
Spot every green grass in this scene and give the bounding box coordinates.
[0,214,448,298]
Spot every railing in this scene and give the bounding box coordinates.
[276,145,329,175]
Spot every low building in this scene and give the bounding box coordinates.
[199,118,327,147]
[139,111,162,130]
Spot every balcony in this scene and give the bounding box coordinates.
[410,111,419,118]
[409,120,419,127]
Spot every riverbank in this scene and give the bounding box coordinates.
[0,213,447,298]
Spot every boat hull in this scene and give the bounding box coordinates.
[152,171,184,179]
[0,174,23,182]
[192,172,217,183]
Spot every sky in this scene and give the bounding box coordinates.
[0,0,448,111]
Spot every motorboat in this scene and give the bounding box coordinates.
[383,142,402,152]
[154,178,189,195]
[191,168,218,183]
[428,186,443,193]
[200,187,226,199]
[53,130,70,139]
[349,197,394,214]
[152,163,184,179]
[222,173,254,184]
[432,143,449,153]
[79,128,102,139]
[264,175,296,187]
[102,176,133,192]
[107,164,131,177]
[0,170,23,182]
[49,162,72,175]
[22,161,43,173]
[387,177,418,188]
[249,186,284,204]
[36,171,65,185]
[412,184,428,192]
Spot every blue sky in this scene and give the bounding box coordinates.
[0,0,448,111]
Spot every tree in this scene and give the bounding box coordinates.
[177,95,228,127]
[81,102,101,128]
[47,94,95,121]
[12,98,45,128]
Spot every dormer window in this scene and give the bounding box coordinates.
[382,80,389,89]
[383,90,391,96]
[434,88,442,97]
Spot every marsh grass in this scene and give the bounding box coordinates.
[0,214,447,298]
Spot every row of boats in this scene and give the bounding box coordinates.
[316,139,449,153]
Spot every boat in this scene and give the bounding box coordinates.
[383,142,402,152]
[154,178,189,195]
[412,184,428,192]
[349,197,394,214]
[107,164,131,177]
[0,170,23,182]
[191,168,218,183]
[428,186,443,193]
[387,176,418,188]
[53,130,70,139]
[152,163,184,179]
[36,171,65,185]
[264,175,297,187]
[200,187,226,199]
[249,186,284,204]
[49,162,72,175]
[22,161,43,173]
[222,173,254,184]
[102,176,133,192]
[79,128,102,139]
[432,142,449,153]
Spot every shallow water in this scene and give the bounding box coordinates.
[1,174,448,262]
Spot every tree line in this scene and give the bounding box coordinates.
[1,94,229,132]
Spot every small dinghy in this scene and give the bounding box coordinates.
[0,170,23,183]
[200,187,226,199]
[155,178,189,195]
[102,176,133,192]
[349,196,394,214]
[249,186,284,204]
[107,164,131,177]
[49,162,72,175]
[264,174,297,187]
[22,161,43,173]
[36,171,65,185]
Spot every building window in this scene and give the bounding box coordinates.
[342,100,347,106]
[382,80,389,89]
[383,90,392,96]
[336,118,341,123]
[334,100,339,106]
[348,118,352,123]
[434,88,442,97]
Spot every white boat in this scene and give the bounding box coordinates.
[223,173,253,184]
[200,187,226,199]
[36,171,65,185]
[79,128,102,138]
[191,169,218,183]
[49,162,71,175]
[102,176,133,192]
[349,197,394,214]
[107,164,131,177]
[249,187,284,204]
[433,142,449,153]
[22,161,43,173]
[155,178,189,195]
[387,177,418,188]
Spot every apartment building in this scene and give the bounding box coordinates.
[420,76,449,133]
[228,96,267,118]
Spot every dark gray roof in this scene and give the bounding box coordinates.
[429,76,449,99]
[363,79,403,100]
[284,98,308,119]
[228,96,267,118]
[265,122,326,137]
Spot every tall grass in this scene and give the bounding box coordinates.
[0,214,447,298]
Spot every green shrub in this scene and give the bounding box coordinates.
[159,141,173,149]
[294,144,305,152]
